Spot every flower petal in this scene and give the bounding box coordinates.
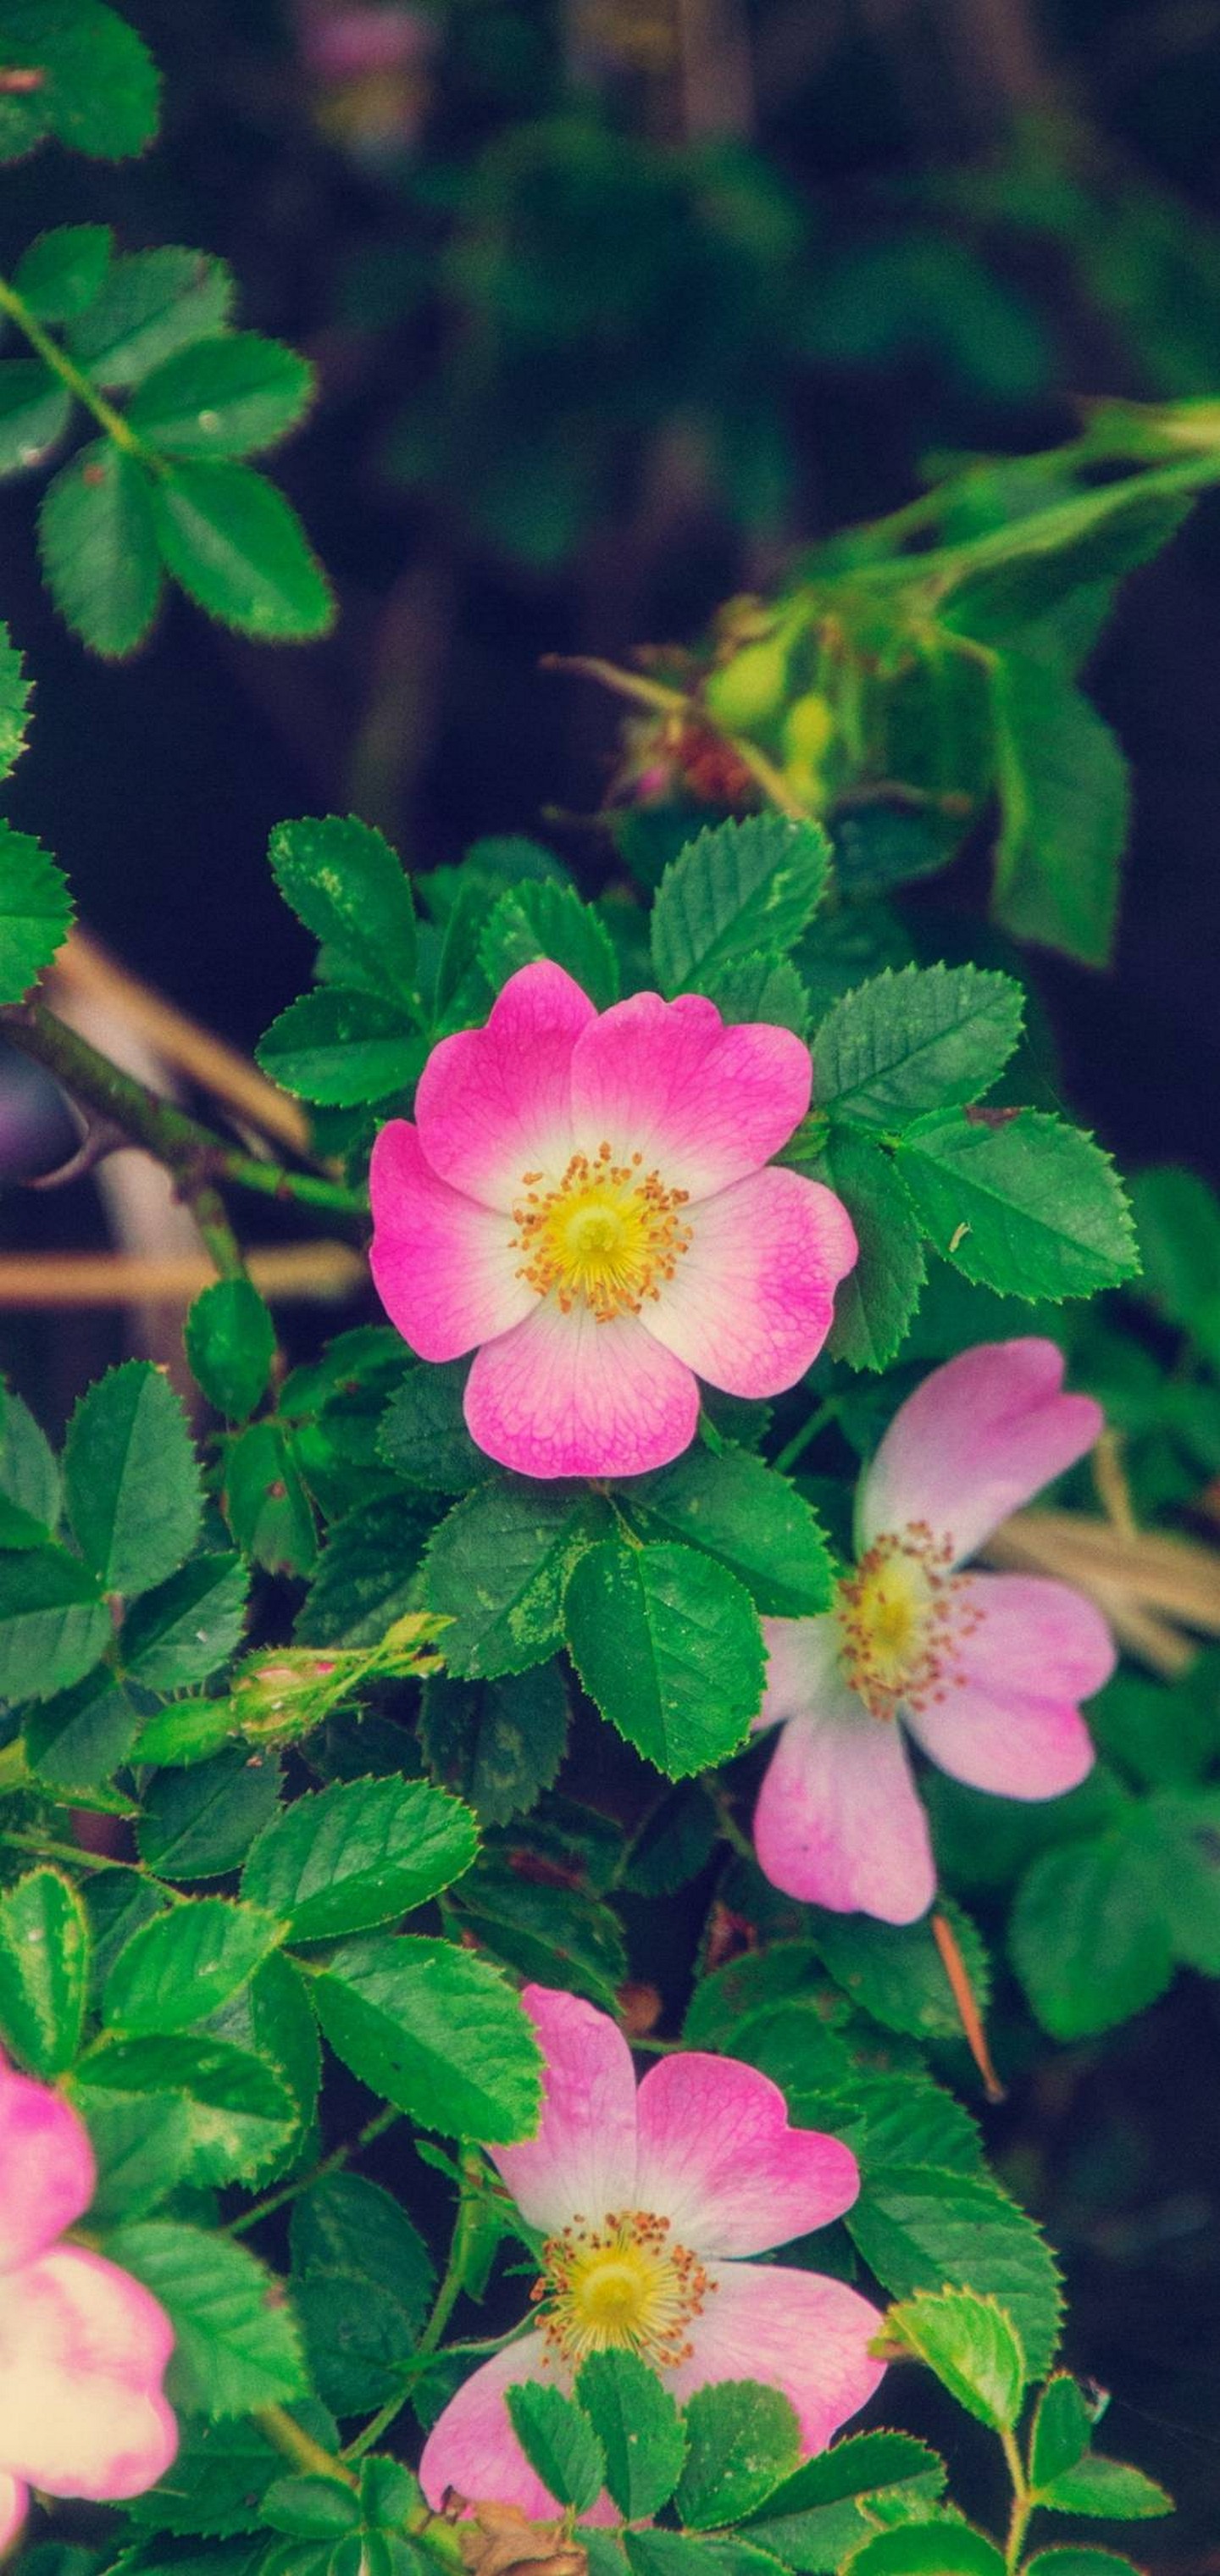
[369,1120,535,1361]
[414,962,593,1211]
[646,1168,857,1399]
[419,2334,555,2516]
[635,2052,859,2256]
[569,992,812,1202]
[464,1300,699,1479]
[905,1572,1110,1797]
[756,1610,841,1732]
[670,2262,886,2454]
[859,1338,1102,1563]
[0,2068,95,2271]
[752,1649,936,1924]
[490,1986,639,2235]
[0,2246,176,2499]
[0,2474,25,2550]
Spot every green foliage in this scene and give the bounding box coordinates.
[309,1934,543,2138]
[576,2353,688,2519]
[651,814,830,995]
[291,2173,435,2416]
[423,1480,606,1679]
[14,224,112,320]
[269,816,419,1010]
[675,2383,802,2527]
[108,2220,307,2415]
[240,1774,479,1939]
[990,653,1128,967]
[621,1443,835,1618]
[65,248,235,385]
[126,335,314,458]
[894,1111,1138,1300]
[257,988,423,1106]
[0,1867,88,2074]
[815,1130,926,1371]
[38,441,162,656]
[0,821,73,1000]
[150,458,334,640]
[507,2384,607,2514]
[64,1360,202,1596]
[185,1282,277,1423]
[847,2166,1062,2381]
[812,965,1024,1129]
[480,877,620,1009]
[564,1537,765,1777]
[102,1899,282,2035]
[886,2288,1026,2431]
[0,1,160,162]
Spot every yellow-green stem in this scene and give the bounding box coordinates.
[0,272,157,463]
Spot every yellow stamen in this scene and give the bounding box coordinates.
[511,1145,691,1324]
[531,2210,712,2369]
[836,1521,981,1720]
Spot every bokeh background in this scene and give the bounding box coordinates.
[2,0,1219,2560]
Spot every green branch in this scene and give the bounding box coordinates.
[0,271,158,464]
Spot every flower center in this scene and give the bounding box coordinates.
[511,1146,692,1323]
[531,2209,712,2369]
[836,1521,980,1721]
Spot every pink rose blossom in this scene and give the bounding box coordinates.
[369,961,857,1480]
[753,1339,1115,1926]
[419,1983,884,2517]
[0,2056,177,2549]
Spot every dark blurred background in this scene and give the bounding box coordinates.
[2,0,1220,2559]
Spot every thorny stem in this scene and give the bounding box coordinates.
[0,1000,369,1254]
[258,2403,358,2490]
[1001,2424,1033,2573]
[416,2151,486,2358]
[228,2103,403,2238]
[0,272,160,463]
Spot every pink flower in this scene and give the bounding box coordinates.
[0,2057,177,2549]
[419,1984,884,2517]
[369,962,856,1479]
[753,1339,1115,1927]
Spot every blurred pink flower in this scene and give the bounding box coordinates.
[419,1984,884,2515]
[0,2057,177,2548]
[753,1339,1114,1925]
[370,961,856,1479]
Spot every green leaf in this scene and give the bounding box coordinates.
[25,1669,138,1796]
[293,1496,430,1647]
[622,1779,718,1896]
[623,1444,834,1619]
[451,1853,626,2009]
[1023,2558,1143,2576]
[260,2475,361,2539]
[886,2287,1025,2430]
[895,1110,1138,1300]
[624,2534,785,2576]
[1037,2456,1172,2519]
[697,950,810,1036]
[0,360,70,474]
[291,2172,435,2417]
[811,1904,990,2041]
[121,1552,250,1690]
[223,1421,316,1578]
[185,1280,276,1421]
[0,1386,58,1523]
[0,1544,108,1707]
[576,2353,686,2520]
[0,822,73,1002]
[564,1537,764,1779]
[1008,1827,1174,2040]
[257,988,422,1105]
[151,458,334,641]
[422,1480,605,1679]
[108,2219,306,2415]
[419,1668,568,1825]
[813,1130,925,1372]
[67,247,234,386]
[309,1932,542,2139]
[138,1744,282,1880]
[64,1360,202,1596]
[380,1363,485,1493]
[846,2167,1062,2380]
[38,441,161,657]
[0,625,32,780]
[0,1,159,161]
[676,2382,801,2528]
[844,2531,1006,2576]
[832,808,948,900]
[13,223,112,319]
[507,2384,607,2515]
[241,1774,478,1940]
[814,964,1024,1130]
[122,2406,334,2537]
[76,2032,297,2187]
[651,813,831,995]
[741,2431,946,2573]
[102,1897,283,2035]
[269,814,419,1008]
[0,1868,88,2074]
[480,880,619,1010]
[1029,2377,1092,2490]
[990,652,1128,967]
[128,333,314,458]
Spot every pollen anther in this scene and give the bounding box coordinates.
[836,1521,982,1721]
[531,2209,712,2370]
[511,1148,692,1323]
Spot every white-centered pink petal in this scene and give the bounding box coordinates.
[669,2262,886,2453]
[463,1300,699,1480]
[904,1571,1109,1798]
[646,1166,857,1399]
[568,992,812,1202]
[419,2334,553,2515]
[756,1613,843,1734]
[0,2473,25,2550]
[753,1684,936,1925]
[414,962,594,1211]
[858,1338,1102,1563]
[634,2052,859,2256]
[490,1986,639,2235]
[369,1121,535,1361]
[0,2247,177,2498]
[0,2069,95,2272]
